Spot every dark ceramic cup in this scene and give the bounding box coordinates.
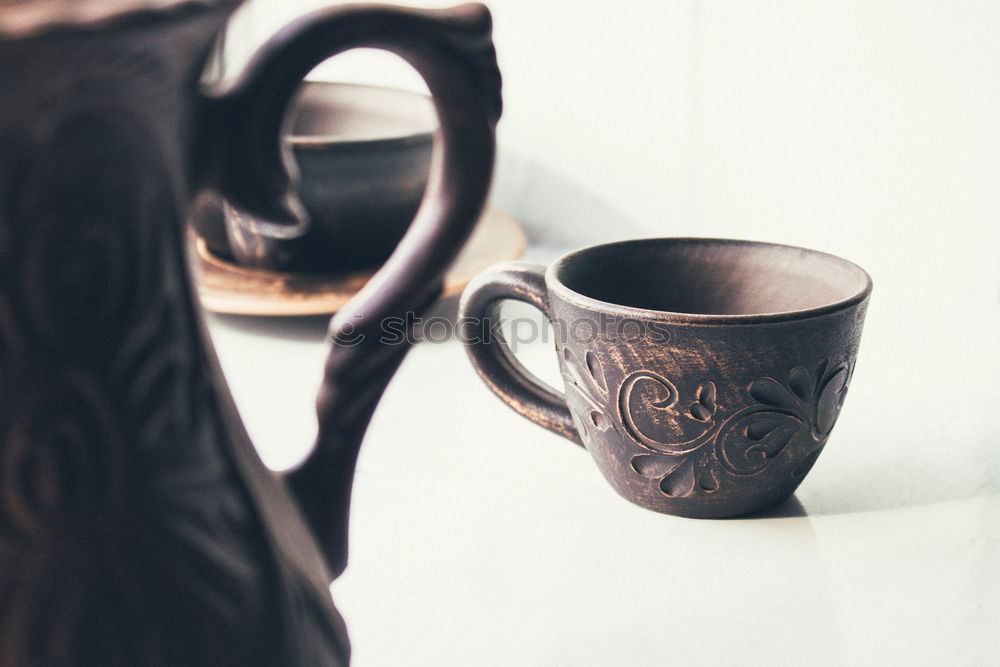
[459,238,872,518]
[192,82,437,271]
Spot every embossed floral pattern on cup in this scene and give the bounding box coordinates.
[627,359,851,498]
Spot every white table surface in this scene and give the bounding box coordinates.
[205,245,1000,666]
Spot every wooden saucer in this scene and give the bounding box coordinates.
[193,207,526,316]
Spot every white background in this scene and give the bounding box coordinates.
[208,2,1000,665]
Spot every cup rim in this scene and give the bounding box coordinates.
[289,81,436,150]
[547,237,873,325]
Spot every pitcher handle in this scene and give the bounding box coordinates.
[200,3,500,578]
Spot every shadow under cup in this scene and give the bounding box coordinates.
[461,238,872,518]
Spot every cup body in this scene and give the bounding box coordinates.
[461,238,871,518]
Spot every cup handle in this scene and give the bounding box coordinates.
[197,3,501,578]
[459,262,583,446]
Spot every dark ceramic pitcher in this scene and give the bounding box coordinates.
[0,1,500,664]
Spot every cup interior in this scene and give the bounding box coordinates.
[554,238,871,319]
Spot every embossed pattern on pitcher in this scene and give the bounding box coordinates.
[0,7,346,665]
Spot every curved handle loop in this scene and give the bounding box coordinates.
[458,262,582,445]
[202,2,501,229]
[201,3,501,578]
